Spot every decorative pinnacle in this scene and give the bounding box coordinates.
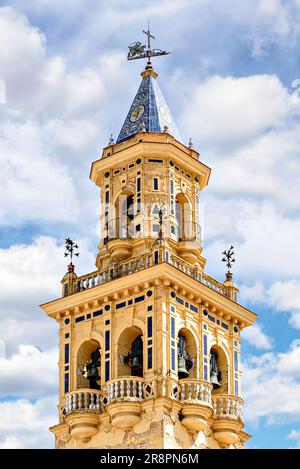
[188,138,193,149]
[108,134,114,145]
[64,237,79,269]
[163,125,169,133]
[222,245,235,279]
[140,121,146,132]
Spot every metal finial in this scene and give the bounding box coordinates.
[153,203,166,247]
[140,121,146,132]
[163,125,169,133]
[188,138,193,149]
[127,24,170,67]
[64,237,79,268]
[222,245,235,279]
[108,134,114,145]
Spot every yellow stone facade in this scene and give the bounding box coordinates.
[41,69,257,450]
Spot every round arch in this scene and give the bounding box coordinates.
[117,325,144,377]
[209,343,229,395]
[76,338,101,390]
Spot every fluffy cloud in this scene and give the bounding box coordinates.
[287,428,300,449]
[243,340,300,426]
[241,323,273,350]
[0,236,95,353]
[180,74,295,148]
[267,280,300,329]
[0,345,57,398]
[0,397,56,448]
[0,121,79,225]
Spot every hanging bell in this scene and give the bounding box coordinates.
[130,335,143,377]
[210,349,221,389]
[178,354,189,379]
[210,369,221,389]
[86,363,99,379]
[85,348,101,390]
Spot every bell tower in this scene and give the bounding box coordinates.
[41,31,257,449]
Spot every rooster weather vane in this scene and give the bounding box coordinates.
[127,22,170,67]
[64,237,79,265]
[222,245,235,275]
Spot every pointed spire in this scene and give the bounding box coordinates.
[116,69,181,144]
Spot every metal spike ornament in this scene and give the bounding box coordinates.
[153,203,166,247]
[127,22,170,69]
[64,237,79,273]
[222,245,235,281]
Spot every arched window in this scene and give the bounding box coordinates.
[76,340,101,390]
[175,193,192,241]
[177,328,197,380]
[115,192,135,239]
[209,346,228,395]
[118,327,144,377]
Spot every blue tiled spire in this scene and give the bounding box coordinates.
[116,69,181,144]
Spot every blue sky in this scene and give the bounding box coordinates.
[0,0,300,448]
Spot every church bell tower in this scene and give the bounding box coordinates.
[41,30,257,449]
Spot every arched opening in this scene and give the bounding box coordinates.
[177,328,197,380]
[175,193,192,241]
[209,346,228,395]
[116,192,135,239]
[76,340,101,390]
[118,326,143,377]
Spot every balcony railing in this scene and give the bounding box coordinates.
[65,247,228,299]
[170,379,212,404]
[107,377,156,403]
[212,395,243,420]
[64,389,104,415]
[62,383,243,424]
[104,218,202,245]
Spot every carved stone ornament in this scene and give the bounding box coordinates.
[57,430,71,448]
[102,421,112,433]
[169,411,179,424]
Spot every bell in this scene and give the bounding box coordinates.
[210,369,221,389]
[125,335,143,377]
[178,354,189,379]
[85,348,101,390]
[86,364,99,379]
[210,349,221,389]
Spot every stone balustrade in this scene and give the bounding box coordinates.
[63,247,229,301]
[169,379,212,404]
[107,377,156,403]
[64,389,104,415]
[201,273,226,295]
[212,395,243,420]
[63,384,244,427]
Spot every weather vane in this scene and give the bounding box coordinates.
[64,237,79,266]
[127,22,170,68]
[222,245,235,279]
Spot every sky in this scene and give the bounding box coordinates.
[0,0,300,449]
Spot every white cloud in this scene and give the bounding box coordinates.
[287,428,300,448]
[0,397,56,448]
[180,74,295,148]
[0,236,95,352]
[242,323,273,350]
[0,345,57,398]
[243,341,300,426]
[267,280,300,329]
[0,121,78,225]
[204,202,300,285]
